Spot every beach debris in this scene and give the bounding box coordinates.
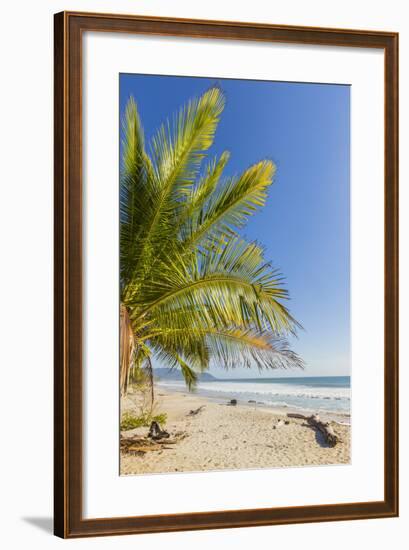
[121,430,188,456]
[120,437,161,456]
[287,413,340,447]
[248,400,256,404]
[170,432,185,442]
[228,399,237,406]
[148,421,170,440]
[188,405,205,416]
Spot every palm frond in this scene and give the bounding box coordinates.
[183,160,276,249]
[177,151,230,238]
[147,325,303,372]
[120,97,156,291]
[129,235,299,336]
[149,86,226,205]
[152,348,199,391]
[176,356,199,391]
[130,87,226,272]
[205,328,304,371]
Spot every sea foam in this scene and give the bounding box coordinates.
[157,377,351,416]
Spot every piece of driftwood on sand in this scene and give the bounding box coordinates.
[188,405,205,416]
[121,425,188,456]
[287,413,340,447]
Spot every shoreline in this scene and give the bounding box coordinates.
[156,383,351,425]
[120,386,351,476]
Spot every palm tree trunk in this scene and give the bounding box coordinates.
[144,355,155,411]
[120,303,134,396]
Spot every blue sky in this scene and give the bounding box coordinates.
[119,74,350,378]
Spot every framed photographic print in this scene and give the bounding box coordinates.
[54,11,399,538]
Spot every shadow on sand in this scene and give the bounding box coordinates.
[301,422,333,448]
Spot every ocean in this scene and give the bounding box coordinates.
[157,376,351,418]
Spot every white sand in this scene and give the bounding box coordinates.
[120,388,350,476]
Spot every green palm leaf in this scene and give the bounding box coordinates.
[120,98,155,290]
[129,236,298,335]
[182,160,276,249]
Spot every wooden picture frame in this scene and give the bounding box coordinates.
[54,11,399,538]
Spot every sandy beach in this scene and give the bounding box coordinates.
[120,387,350,476]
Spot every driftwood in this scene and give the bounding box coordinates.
[287,413,340,447]
[121,430,187,456]
[121,430,188,456]
[188,405,205,416]
[120,437,161,456]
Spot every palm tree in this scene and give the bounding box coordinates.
[120,86,303,397]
